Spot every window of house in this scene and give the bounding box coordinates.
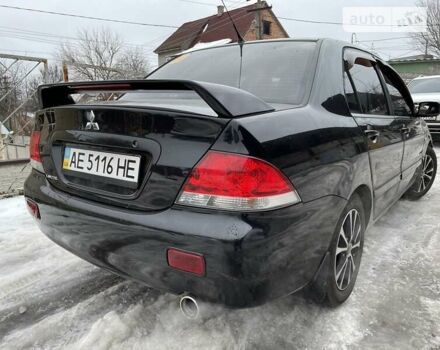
[346,57,388,115]
[262,20,271,35]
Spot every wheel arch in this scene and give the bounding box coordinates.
[351,184,373,227]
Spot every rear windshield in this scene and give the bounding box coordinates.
[408,77,440,93]
[146,41,318,106]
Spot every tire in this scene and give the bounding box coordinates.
[309,194,365,307]
[405,146,437,200]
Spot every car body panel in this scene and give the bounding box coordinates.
[24,38,431,307]
[25,170,346,307]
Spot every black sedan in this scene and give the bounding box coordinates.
[24,39,437,316]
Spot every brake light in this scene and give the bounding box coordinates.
[176,151,301,211]
[30,131,44,172]
[167,248,205,276]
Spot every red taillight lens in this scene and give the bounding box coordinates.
[30,131,44,172]
[176,151,301,211]
[167,248,205,276]
[26,198,40,219]
[30,131,41,162]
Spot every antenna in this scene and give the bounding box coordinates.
[220,0,244,44]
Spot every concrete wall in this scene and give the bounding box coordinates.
[0,136,29,161]
[389,60,440,81]
[0,160,31,196]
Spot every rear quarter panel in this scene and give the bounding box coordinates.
[213,40,373,209]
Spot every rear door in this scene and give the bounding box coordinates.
[343,48,404,218]
[377,63,426,192]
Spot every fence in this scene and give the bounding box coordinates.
[0,135,29,161]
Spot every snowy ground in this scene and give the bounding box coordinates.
[1,163,440,350]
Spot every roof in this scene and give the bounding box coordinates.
[0,121,10,135]
[154,2,284,53]
[389,54,440,63]
[411,74,440,80]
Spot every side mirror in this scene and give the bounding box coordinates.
[416,102,440,118]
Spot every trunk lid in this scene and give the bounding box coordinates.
[39,105,228,211]
[35,80,274,211]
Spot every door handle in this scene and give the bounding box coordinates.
[364,129,380,143]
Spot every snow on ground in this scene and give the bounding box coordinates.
[1,156,440,350]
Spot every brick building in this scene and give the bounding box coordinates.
[154,1,289,65]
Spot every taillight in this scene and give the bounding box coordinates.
[30,131,44,172]
[176,151,301,211]
[167,248,205,276]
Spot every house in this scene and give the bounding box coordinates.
[154,1,289,65]
[389,54,440,81]
[0,121,10,136]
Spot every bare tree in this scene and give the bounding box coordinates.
[0,60,25,129]
[25,64,63,111]
[117,47,151,79]
[412,0,440,56]
[60,28,151,81]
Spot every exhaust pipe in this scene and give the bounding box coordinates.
[179,294,199,319]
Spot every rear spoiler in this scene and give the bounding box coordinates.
[38,79,275,118]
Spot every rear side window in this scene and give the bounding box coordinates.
[343,71,361,113]
[381,73,412,117]
[345,57,388,115]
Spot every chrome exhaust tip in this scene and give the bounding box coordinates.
[179,294,199,319]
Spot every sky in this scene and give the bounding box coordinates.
[0,0,421,70]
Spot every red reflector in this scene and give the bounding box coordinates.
[167,248,205,276]
[26,198,40,219]
[30,131,41,162]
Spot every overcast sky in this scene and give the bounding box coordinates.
[0,0,419,69]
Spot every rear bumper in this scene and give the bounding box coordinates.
[427,122,440,138]
[24,170,346,307]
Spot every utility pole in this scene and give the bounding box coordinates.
[62,62,69,82]
[351,33,357,44]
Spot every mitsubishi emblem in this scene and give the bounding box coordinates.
[85,110,99,130]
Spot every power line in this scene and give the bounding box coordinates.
[278,16,426,28]
[357,36,411,43]
[173,0,221,6]
[279,16,343,26]
[0,4,179,29]
[173,0,246,6]
[0,26,160,50]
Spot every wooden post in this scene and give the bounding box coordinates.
[62,62,69,82]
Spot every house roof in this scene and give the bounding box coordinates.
[389,54,438,63]
[0,121,10,135]
[155,2,271,53]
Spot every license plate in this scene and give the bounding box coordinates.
[63,147,141,183]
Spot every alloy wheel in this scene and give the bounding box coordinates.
[417,154,434,193]
[334,209,362,291]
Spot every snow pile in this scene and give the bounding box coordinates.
[1,150,440,349]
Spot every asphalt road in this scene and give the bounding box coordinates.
[0,155,439,350]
